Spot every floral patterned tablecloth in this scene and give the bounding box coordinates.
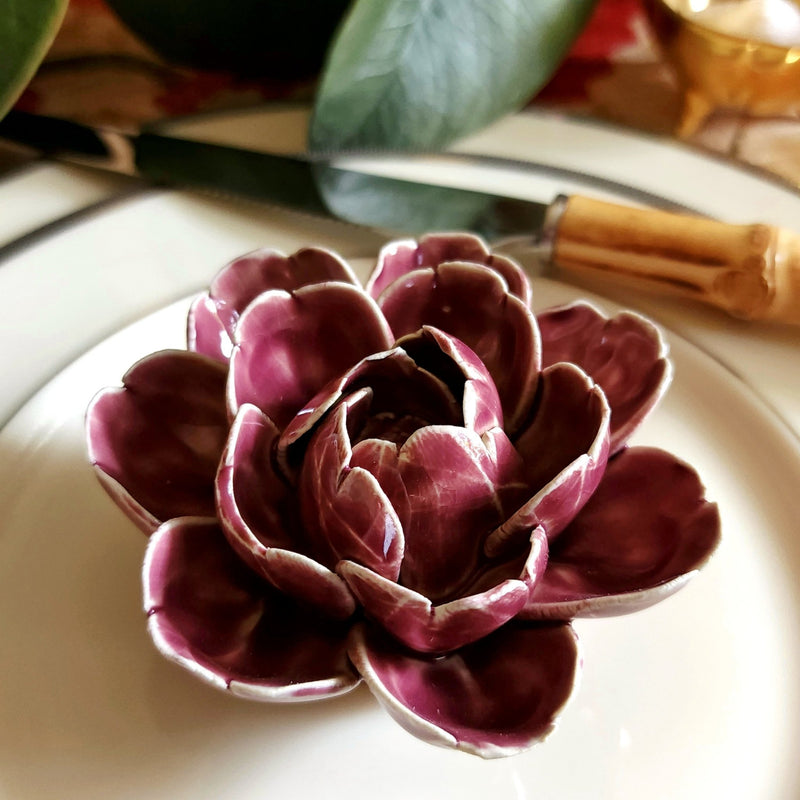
[14,0,800,187]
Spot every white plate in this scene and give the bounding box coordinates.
[2,108,800,798]
[0,278,799,800]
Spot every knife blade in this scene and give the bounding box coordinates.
[2,110,798,325]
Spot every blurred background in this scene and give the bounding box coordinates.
[10,0,800,183]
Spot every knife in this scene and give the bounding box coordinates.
[2,110,798,325]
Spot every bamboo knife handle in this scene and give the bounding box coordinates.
[545,195,800,325]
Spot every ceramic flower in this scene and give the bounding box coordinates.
[86,234,720,758]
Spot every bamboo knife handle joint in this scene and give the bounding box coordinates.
[546,194,800,325]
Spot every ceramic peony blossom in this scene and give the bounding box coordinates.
[86,233,720,758]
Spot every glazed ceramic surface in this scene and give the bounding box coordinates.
[83,234,720,757]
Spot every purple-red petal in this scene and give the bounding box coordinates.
[188,246,359,362]
[348,620,579,757]
[338,527,547,654]
[378,262,540,434]
[86,350,228,532]
[144,517,360,700]
[216,404,356,619]
[398,326,504,436]
[187,294,230,364]
[216,404,293,552]
[485,362,610,556]
[339,557,535,654]
[397,424,527,602]
[522,446,721,619]
[366,233,531,306]
[537,301,671,453]
[228,282,394,427]
[298,394,405,581]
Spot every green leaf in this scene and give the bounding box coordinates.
[0,0,68,118]
[310,0,597,152]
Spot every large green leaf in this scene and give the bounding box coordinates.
[310,0,596,152]
[0,0,68,118]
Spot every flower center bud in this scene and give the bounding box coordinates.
[356,411,431,447]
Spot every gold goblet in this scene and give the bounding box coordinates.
[643,0,800,136]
